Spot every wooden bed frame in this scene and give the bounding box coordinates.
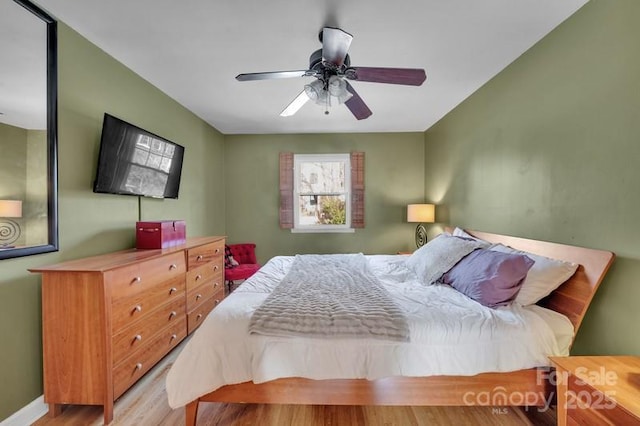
[184,229,615,425]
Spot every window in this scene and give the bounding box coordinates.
[279,152,365,232]
[294,154,350,232]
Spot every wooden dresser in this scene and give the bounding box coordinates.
[185,238,226,333]
[550,356,640,426]
[30,236,225,425]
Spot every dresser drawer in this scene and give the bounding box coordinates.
[112,297,186,365]
[187,240,224,270]
[186,280,223,312]
[109,252,186,302]
[111,275,185,332]
[113,317,186,398]
[186,262,223,291]
[187,293,222,334]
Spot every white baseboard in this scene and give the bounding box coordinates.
[1,395,47,426]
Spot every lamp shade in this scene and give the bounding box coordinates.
[328,76,353,104]
[304,79,330,106]
[0,200,22,218]
[407,204,435,223]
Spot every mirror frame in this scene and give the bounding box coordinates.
[0,0,58,260]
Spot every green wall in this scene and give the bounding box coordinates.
[424,0,640,355]
[224,133,425,261]
[0,124,46,247]
[25,129,48,246]
[0,23,225,421]
[0,123,27,198]
[0,123,28,247]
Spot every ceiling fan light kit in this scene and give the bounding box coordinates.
[303,79,327,104]
[328,76,352,102]
[237,27,426,120]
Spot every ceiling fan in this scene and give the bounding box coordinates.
[235,27,427,120]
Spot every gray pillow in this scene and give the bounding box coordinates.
[405,233,489,285]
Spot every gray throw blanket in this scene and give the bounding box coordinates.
[248,254,410,342]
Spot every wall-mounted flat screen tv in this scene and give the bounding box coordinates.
[93,113,185,199]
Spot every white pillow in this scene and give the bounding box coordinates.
[490,243,578,306]
[452,227,490,244]
[452,227,475,239]
[406,232,488,285]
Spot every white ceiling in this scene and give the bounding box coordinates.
[0,1,47,130]
[38,0,587,134]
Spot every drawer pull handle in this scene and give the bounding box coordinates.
[133,334,142,342]
[133,305,142,313]
[169,311,177,319]
[133,276,141,284]
[196,314,203,321]
[169,287,178,294]
[214,282,219,288]
[169,264,177,270]
[196,294,202,301]
[170,334,177,341]
[215,299,220,305]
[135,363,143,371]
[195,274,202,281]
[213,265,219,271]
[197,255,203,261]
[215,248,220,254]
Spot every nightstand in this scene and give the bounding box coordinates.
[550,356,640,426]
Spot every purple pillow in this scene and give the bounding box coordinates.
[440,249,534,308]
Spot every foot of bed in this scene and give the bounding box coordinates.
[185,400,199,426]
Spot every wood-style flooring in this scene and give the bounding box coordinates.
[33,340,556,426]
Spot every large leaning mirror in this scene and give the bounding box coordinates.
[0,0,58,260]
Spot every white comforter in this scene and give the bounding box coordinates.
[166,255,573,409]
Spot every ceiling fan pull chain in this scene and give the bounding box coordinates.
[325,90,330,115]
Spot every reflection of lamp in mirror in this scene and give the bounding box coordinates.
[0,200,22,248]
[407,203,435,248]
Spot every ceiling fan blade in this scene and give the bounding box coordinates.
[346,67,426,86]
[236,70,311,81]
[322,27,353,66]
[280,90,310,117]
[344,82,372,120]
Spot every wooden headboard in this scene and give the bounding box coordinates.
[447,228,614,335]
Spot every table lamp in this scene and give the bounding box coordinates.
[407,203,435,247]
[0,200,23,247]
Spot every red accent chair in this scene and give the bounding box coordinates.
[224,243,260,293]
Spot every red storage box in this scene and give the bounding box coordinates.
[136,220,186,249]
